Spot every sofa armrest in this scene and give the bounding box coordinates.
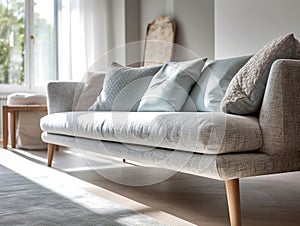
[259,59,300,155]
[47,82,85,114]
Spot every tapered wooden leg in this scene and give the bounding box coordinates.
[2,106,8,149]
[47,144,55,167]
[55,145,59,151]
[225,179,241,226]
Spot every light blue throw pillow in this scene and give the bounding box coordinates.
[89,62,162,111]
[182,55,251,112]
[137,58,206,112]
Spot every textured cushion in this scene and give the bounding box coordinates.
[137,58,206,112]
[89,62,162,111]
[43,132,277,180]
[41,111,263,154]
[7,93,47,105]
[221,33,298,115]
[74,72,105,111]
[182,55,251,112]
[259,59,300,155]
[296,38,300,59]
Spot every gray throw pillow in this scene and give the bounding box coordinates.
[221,33,298,115]
[89,62,162,111]
[74,72,105,111]
[182,55,251,112]
[137,58,206,112]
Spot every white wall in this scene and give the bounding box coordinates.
[86,0,300,68]
[215,0,300,59]
[125,0,140,65]
[173,0,214,60]
[139,0,171,42]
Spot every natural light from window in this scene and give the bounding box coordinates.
[0,0,25,86]
[33,0,56,86]
[0,0,57,92]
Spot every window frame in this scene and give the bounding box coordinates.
[0,0,58,94]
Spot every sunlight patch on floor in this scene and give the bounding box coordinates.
[0,148,195,226]
[11,148,48,164]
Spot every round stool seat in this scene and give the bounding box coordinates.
[7,93,47,106]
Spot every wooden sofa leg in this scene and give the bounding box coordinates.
[225,179,241,226]
[47,144,55,167]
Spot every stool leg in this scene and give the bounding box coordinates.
[47,144,55,167]
[2,106,8,149]
[10,111,16,148]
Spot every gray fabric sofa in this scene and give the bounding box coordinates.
[40,59,300,226]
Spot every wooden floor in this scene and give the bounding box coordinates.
[2,147,300,226]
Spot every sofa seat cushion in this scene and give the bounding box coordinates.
[40,112,263,154]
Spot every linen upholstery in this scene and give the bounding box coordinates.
[47,82,85,114]
[259,59,300,156]
[42,58,300,181]
[41,111,262,155]
[42,132,295,180]
[42,132,220,179]
[74,72,105,111]
[221,33,298,115]
[90,63,162,111]
[296,38,300,58]
[138,58,206,112]
[182,55,251,112]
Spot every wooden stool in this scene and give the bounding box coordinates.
[2,105,47,149]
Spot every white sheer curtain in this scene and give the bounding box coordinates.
[58,0,125,81]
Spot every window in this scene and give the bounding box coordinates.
[31,0,57,86]
[0,0,25,86]
[0,0,57,92]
